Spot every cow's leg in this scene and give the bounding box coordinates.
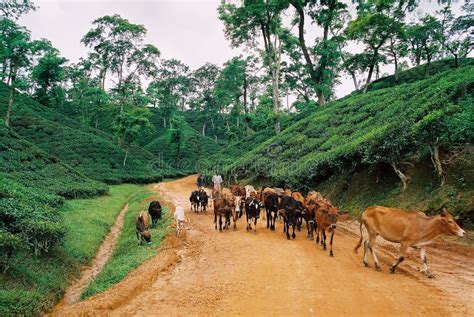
[233,212,237,230]
[219,215,222,231]
[419,247,435,278]
[254,217,257,234]
[322,229,327,250]
[266,210,270,229]
[214,212,218,230]
[329,230,335,257]
[292,223,296,239]
[390,243,408,274]
[368,235,381,271]
[363,240,370,267]
[136,231,141,245]
[286,222,290,240]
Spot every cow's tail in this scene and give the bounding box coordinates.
[353,218,364,254]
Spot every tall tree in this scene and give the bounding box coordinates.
[0,18,33,126]
[438,3,473,68]
[407,16,442,77]
[81,14,160,112]
[285,0,347,105]
[147,58,191,129]
[0,0,36,20]
[31,40,67,107]
[113,107,153,166]
[219,0,286,133]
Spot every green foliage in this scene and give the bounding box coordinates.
[81,188,172,299]
[207,64,474,207]
[0,82,175,184]
[0,184,145,316]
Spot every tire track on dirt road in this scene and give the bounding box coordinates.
[51,175,472,316]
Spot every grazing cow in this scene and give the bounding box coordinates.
[198,189,208,213]
[354,206,465,277]
[315,200,338,256]
[213,198,235,231]
[245,197,262,233]
[148,200,162,228]
[136,211,151,244]
[264,192,279,231]
[279,195,300,240]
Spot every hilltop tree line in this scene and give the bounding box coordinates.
[0,0,472,150]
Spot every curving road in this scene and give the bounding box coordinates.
[51,175,473,316]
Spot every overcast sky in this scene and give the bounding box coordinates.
[18,0,465,99]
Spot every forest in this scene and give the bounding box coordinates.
[0,0,473,315]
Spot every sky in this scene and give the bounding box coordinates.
[18,0,466,99]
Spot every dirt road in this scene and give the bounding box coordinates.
[52,175,473,316]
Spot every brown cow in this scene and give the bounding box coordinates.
[231,185,246,197]
[213,197,236,231]
[315,200,338,256]
[354,206,465,277]
[136,211,151,244]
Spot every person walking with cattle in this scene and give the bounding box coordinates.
[212,172,223,192]
[196,172,205,189]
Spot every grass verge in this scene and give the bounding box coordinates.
[0,184,145,316]
[81,188,172,299]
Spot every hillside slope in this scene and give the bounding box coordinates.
[144,110,220,173]
[206,64,474,222]
[0,83,175,183]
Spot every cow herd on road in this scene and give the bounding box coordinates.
[188,183,465,278]
[136,180,465,279]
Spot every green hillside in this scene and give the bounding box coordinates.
[0,127,107,198]
[0,83,175,184]
[205,64,474,222]
[144,109,220,173]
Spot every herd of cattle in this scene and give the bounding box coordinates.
[190,185,341,257]
[134,182,466,278]
[189,184,466,277]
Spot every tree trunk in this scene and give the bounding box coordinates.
[351,73,360,90]
[272,41,281,134]
[95,116,99,129]
[429,140,445,186]
[454,54,458,68]
[123,148,129,166]
[5,85,14,127]
[390,162,409,190]
[363,64,375,93]
[243,71,250,136]
[163,117,166,129]
[202,121,206,136]
[5,63,17,127]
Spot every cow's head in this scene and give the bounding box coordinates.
[144,230,151,243]
[439,211,465,237]
[234,196,242,213]
[319,202,338,229]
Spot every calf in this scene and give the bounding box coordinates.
[245,197,262,233]
[264,193,279,231]
[136,211,151,244]
[198,189,208,213]
[304,199,318,239]
[214,198,235,231]
[189,190,201,213]
[315,200,338,256]
[148,200,162,228]
[231,185,246,197]
[354,206,465,277]
[279,195,299,240]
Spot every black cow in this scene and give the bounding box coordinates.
[189,190,201,213]
[245,197,262,233]
[148,200,162,228]
[279,195,299,240]
[264,193,279,231]
[198,190,209,213]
